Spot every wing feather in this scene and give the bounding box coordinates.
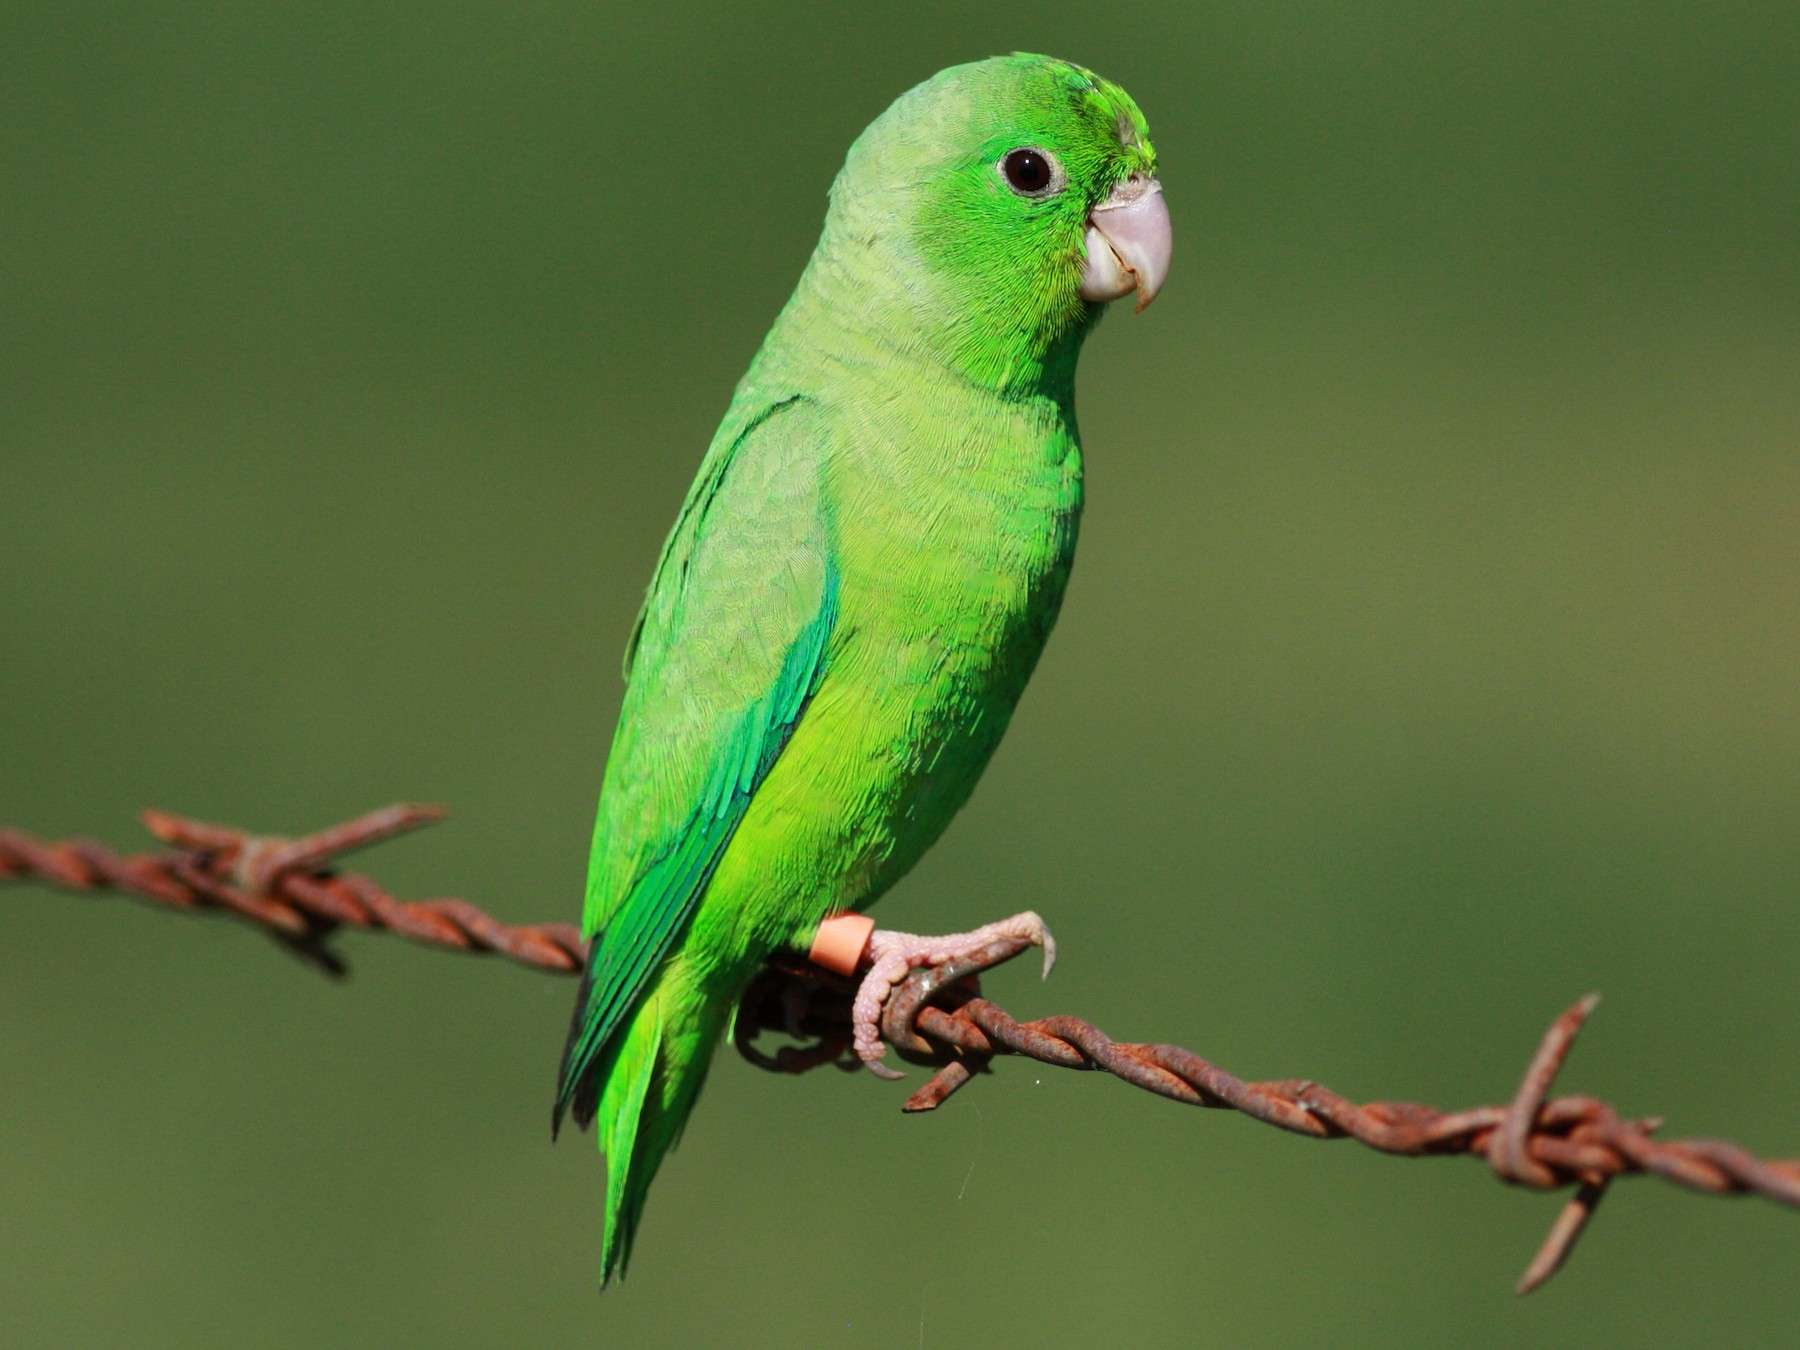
[555,396,836,1127]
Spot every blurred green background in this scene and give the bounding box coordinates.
[4,2,1797,1345]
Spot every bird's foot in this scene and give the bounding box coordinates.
[844,911,1056,1079]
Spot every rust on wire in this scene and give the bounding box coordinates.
[1,805,585,976]
[735,947,1800,1293]
[6,804,1800,1291]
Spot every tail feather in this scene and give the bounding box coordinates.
[561,983,727,1286]
[597,1000,663,1282]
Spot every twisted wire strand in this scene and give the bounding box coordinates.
[7,804,1798,1291]
[0,805,584,976]
[735,948,1800,1292]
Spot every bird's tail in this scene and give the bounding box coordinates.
[560,978,727,1286]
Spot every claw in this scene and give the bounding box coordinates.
[847,910,1056,1075]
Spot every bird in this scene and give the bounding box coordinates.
[553,52,1170,1284]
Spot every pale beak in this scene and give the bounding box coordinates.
[1077,174,1172,312]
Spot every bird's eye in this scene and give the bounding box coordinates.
[1000,148,1058,197]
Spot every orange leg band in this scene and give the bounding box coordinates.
[807,911,876,976]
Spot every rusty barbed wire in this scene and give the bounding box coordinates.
[6,804,1799,1291]
[0,804,584,976]
[737,944,1800,1292]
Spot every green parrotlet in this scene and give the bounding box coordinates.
[554,52,1170,1283]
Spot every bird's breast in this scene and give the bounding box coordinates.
[706,403,1083,924]
[815,410,1082,858]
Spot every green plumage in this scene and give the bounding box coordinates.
[554,53,1160,1283]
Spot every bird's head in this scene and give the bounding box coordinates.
[821,54,1170,391]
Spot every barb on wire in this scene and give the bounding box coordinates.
[0,804,584,976]
[735,948,1800,1293]
[6,804,1799,1292]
